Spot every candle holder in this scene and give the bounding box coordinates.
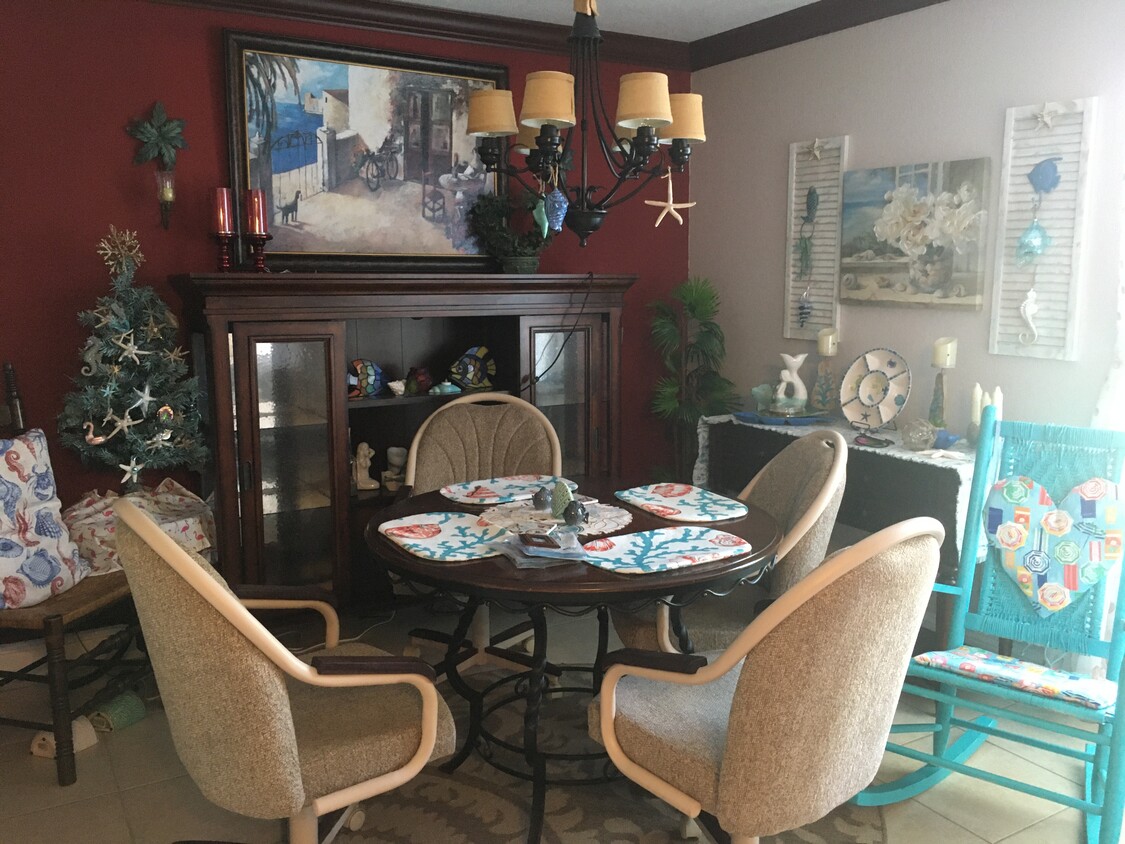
[246,233,272,272]
[929,369,948,428]
[810,359,837,413]
[214,233,234,272]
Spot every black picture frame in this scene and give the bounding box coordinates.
[224,30,506,272]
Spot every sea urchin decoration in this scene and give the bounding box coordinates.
[96,226,146,275]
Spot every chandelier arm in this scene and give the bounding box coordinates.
[596,164,668,211]
[585,38,632,180]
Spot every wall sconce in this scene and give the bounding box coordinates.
[127,101,187,230]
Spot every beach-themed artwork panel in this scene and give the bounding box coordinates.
[225,31,505,271]
[989,99,1096,361]
[783,136,848,339]
[839,157,989,309]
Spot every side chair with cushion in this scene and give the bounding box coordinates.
[591,517,943,843]
[856,405,1125,844]
[113,499,456,844]
[611,429,847,653]
[401,392,562,673]
[0,362,146,787]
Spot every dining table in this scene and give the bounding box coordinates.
[364,475,781,843]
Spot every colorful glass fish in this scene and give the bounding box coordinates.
[1016,219,1051,266]
[1027,157,1062,195]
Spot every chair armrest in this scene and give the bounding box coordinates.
[602,648,708,675]
[233,584,337,606]
[311,655,437,683]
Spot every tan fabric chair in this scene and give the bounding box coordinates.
[590,517,943,844]
[113,499,455,844]
[404,391,562,495]
[612,429,847,652]
[402,393,563,672]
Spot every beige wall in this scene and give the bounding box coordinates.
[690,0,1125,432]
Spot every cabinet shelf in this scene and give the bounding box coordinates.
[346,387,507,410]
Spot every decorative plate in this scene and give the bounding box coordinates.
[582,526,751,575]
[479,500,633,536]
[378,512,507,561]
[614,484,749,522]
[439,475,578,505]
[839,348,911,430]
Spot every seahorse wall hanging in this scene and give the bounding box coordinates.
[1015,156,1062,345]
[795,186,818,328]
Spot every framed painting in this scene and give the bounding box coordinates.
[839,157,990,309]
[224,30,506,272]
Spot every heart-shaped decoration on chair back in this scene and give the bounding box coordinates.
[984,476,1122,616]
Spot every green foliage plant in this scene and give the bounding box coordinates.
[126,102,187,171]
[651,277,740,479]
[467,191,551,259]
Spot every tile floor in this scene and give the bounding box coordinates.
[0,602,1101,844]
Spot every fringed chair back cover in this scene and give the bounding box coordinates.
[957,409,1125,670]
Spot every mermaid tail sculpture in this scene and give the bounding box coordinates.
[772,353,809,413]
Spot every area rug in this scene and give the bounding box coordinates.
[338,670,886,844]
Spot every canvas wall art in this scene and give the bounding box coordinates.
[225,31,505,271]
[839,157,989,309]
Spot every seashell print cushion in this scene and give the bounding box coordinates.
[440,475,578,505]
[614,483,748,522]
[378,512,508,561]
[984,476,1122,617]
[582,526,751,574]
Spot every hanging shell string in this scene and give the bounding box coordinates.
[795,186,818,328]
[1015,158,1061,346]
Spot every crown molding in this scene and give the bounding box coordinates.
[152,0,693,70]
[690,0,952,70]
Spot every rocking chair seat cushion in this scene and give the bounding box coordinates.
[291,642,456,801]
[914,644,1118,710]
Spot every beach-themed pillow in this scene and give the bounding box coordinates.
[0,429,89,609]
[984,476,1121,617]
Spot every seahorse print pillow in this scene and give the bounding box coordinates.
[0,429,89,609]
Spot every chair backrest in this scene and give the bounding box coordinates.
[738,429,847,595]
[404,392,563,494]
[952,404,1125,670]
[113,500,308,820]
[714,518,942,835]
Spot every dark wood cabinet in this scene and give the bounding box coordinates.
[176,273,633,598]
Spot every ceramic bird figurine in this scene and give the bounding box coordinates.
[533,486,553,512]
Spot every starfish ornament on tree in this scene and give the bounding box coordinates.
[118,458,144,485]
[113,330,153,365]
[644,172,696,228]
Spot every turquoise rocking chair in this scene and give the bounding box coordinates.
[856,405,1125,844]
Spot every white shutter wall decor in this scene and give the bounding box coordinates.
[990,99,1097,360]
[783,136,848,340]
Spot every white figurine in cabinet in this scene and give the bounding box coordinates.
[353,442,380,490]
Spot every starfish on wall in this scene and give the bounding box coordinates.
[803,138,825,160]
[644,172,696,228]
[1034,104,1057,131]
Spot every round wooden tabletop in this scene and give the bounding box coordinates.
[364,477,781,608]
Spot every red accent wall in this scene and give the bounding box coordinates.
[2,0,690,503]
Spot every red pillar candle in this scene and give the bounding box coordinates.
[245,189,268,235]
[213,188,234,235]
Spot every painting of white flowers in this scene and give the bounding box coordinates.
[839,158,989,309]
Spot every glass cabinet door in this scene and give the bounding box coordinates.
[231,322,349,588]
[520,315,607,477]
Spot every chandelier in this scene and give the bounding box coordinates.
[466,0,705,247]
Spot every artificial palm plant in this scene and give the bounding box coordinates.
[651,277,741,479]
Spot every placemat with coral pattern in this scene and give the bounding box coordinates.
[615,483,748,522]
[582,526,750,574]
[378,512,506,561]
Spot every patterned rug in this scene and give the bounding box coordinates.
[338,671,886,844]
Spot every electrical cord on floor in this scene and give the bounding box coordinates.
[286,611,397,655]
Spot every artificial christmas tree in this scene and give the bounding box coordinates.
[59,227,207,489]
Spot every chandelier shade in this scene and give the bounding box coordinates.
[465,2,704,246]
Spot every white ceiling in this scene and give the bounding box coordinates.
[390,0,821,42]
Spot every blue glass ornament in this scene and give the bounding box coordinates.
[544,188,568,233]
[1027,157,1062,195]
[1016,219,1051,266]
[797,288,812,327]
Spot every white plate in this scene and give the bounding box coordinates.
[839,348,911,430]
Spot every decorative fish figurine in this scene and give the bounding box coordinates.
[797,287,813,327]
[1027,157,1063,195]
[802,186,819,224]
[532,486,553,512]
[1016,219,1051,266]
[544,188,568,233]
[563,499,588,526]
[531,196,549,238]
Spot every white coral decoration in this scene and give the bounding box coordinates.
[873,182,981,259]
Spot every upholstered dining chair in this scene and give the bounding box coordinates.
[590,517,943,844]
[113,499,455,844]
[611,429,847,653]
[402,392,563,672]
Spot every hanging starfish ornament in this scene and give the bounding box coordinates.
[165,346,187,365]
[129,383,155,416]
[803,138,825,160]
[118,458,144,485]
[644,172,696,228]
[1034,104,1057,131]
[112,330,153,365]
